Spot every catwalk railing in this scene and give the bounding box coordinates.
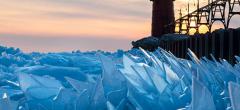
[167,0,240,34]
[160,28,240,64]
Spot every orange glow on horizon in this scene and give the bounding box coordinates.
[0,0,223,39]
[0,0,152,40]
[0,17,150,39]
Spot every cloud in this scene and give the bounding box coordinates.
[0,0,151,21]
[40,9,148,22]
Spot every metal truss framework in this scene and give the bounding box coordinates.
[169,0,240,34]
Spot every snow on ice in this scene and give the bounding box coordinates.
[0,45,239,110]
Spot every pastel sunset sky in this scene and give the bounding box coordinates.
[0,0,239,52]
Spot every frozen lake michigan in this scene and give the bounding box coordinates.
[0,46,239,110]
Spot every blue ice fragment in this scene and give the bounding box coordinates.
[228,82,240,110]
[115,98,127,110]
[18,73,63,99]
[187,49,200,64]
[30,74,63,88]
[53,88,78,110]
[0,88,23,100]
[235,56,240,63]
[99,54,127,106]
[0,93,18,110]
[38,54,70,67]
[16,65,87,81]
[127,80,162,110]
[75,90,91,110]
[192,77,216,110]
[164,63,180,84]
[107,101,116,110]
[119,55,147,92]
[65,77,94,94]
[132,65,155,88]
[89,77,107,110]
[27,87,61,99]
[66,76,107,110]
[144,66,168,94]
[18,73,41,92]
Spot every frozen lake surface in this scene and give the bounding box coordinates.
[0,46,239,110]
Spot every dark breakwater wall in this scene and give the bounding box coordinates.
[132,28,240,63]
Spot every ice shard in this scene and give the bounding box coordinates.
[18,73,63,100]
[144,66,167,94]
[65,77,94,94]
[89,77,107,110]
[99,54,127,107]
[228,82,240,110]
[0,93,18,110]
[191,77,216,110]
[107,101,116,110]
[52,88,78,110]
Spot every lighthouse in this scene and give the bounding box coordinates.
[150,0,175,37]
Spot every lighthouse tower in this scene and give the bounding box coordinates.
[150,0,175,37]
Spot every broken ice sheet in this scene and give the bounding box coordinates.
[106,101,116,110]
[16,65,87,82]
[52,88,78,110]
[18,73,63,99]
[144,66,167,94]
[0,93,18,110]
[228,82,240,110]
[119,55,148,92]
[89,77,107,110]
[65,76,94,94]
[1,45,240,110]
[191,77,216,110]
[98,54,127,107]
